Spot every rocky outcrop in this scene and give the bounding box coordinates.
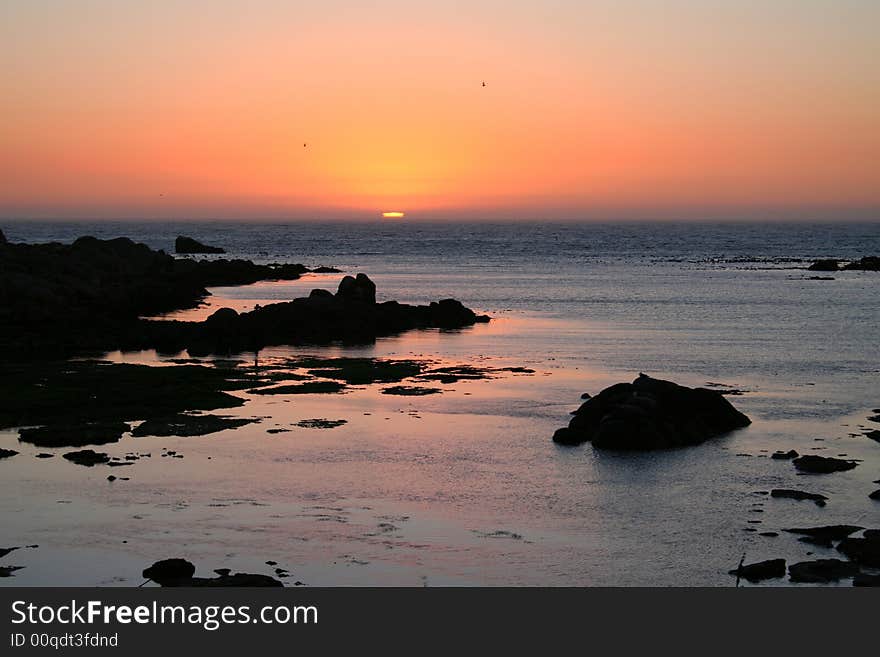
[789,559,859,583]
[792,455,858,474]
[729,558,786,583]
[552,374,751,449]
[143,558,283,587]
[807,259,839,271]
[770,489,827,506]
[842,256,880,271]
[175,236,225,254]
[1,235,471,358]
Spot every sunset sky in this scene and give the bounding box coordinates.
[2,0,878,221]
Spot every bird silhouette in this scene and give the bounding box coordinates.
[481,81,487,87]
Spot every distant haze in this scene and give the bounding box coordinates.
[1,1,878,221]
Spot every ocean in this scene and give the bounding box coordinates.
[1,220,878,585]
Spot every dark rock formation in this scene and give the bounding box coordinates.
[728,558,786,583]
[788,559,859,583]
[837,534,880,567]
[131,414,258,438]
[771,450,799,460]
[175,236,225,254]
[783,525,863,542]
[0,448,18,459]
[0,235,308,357]
[870,489,880,500]
[143,559,283,587]
[143,558,196,585]
[770,489,827,506]
[311,266,343,273]
[853,573,880,587]
[841,255,880,271]
[552,374,751,449]
[793,455,858,474]
[62,449,111,466]
[18,421,130,448]
[807,259,839,272]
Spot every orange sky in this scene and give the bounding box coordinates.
[1,1,878,220]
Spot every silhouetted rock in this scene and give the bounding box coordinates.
[729,558,786,583]
[552,374,751,449]
[18,421,130,448]
[143,558,196,585]
[788,559,859,583]
[311,266,342,273]
[175,235,225,254]
[807,259,839,272]
[784,525,863,542]
[870,489,880,500]
[0,229,6,245]
[62,449,111,466]
[131,413,258,438]
[841,255,880,271]
[771,450,799,460]
[853,573,880,587]
[837,534,880,567]
[771,489,827,506]
[0,448,18,459]
[336,273,376,304]
[793,455,858,474]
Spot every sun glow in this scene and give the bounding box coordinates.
[382,211,405,218]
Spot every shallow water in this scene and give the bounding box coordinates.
[1,221,878,586]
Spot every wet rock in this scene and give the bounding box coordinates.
[728,558,786,583]
[788,559,859,583]
[0,566,24,577]
[18,421,130,448]
[870,489,880,500]
[107,475,116,482]
[864,430,880,443]
[771,450,799,460]
[311,266,342,273]
[35,453,53,458]
[807,259,839,272]
[759,532,779,538]
[175,236,225,254]
[853,573,880,587]
[0,448,18,459]
[213,568,231,576]
[131,413,258,438]
[837,535,880,567]
[62,449,111,467]
[553,373,751,449]
[770,489,828,506]
[841,255,880,271]
[143,558,197,585]
[793,454,858,474]
[303,357,423,384]
[784,525,863,542]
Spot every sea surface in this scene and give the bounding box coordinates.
[1,221,879,586]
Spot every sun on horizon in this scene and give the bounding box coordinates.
[382,211,405,219]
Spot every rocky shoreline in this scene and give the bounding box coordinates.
[0,231,489,357]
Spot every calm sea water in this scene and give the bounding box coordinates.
[1,221,878,586]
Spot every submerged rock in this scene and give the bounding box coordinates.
[771,450,799,460]
[381,385,442,396]
[770,489,828,506]
[175,235,225,254]
[788,559,859,583]
[793,455,858,474]
[552,374,751,449]
[0,448,18,459]
[729,558,786,583]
